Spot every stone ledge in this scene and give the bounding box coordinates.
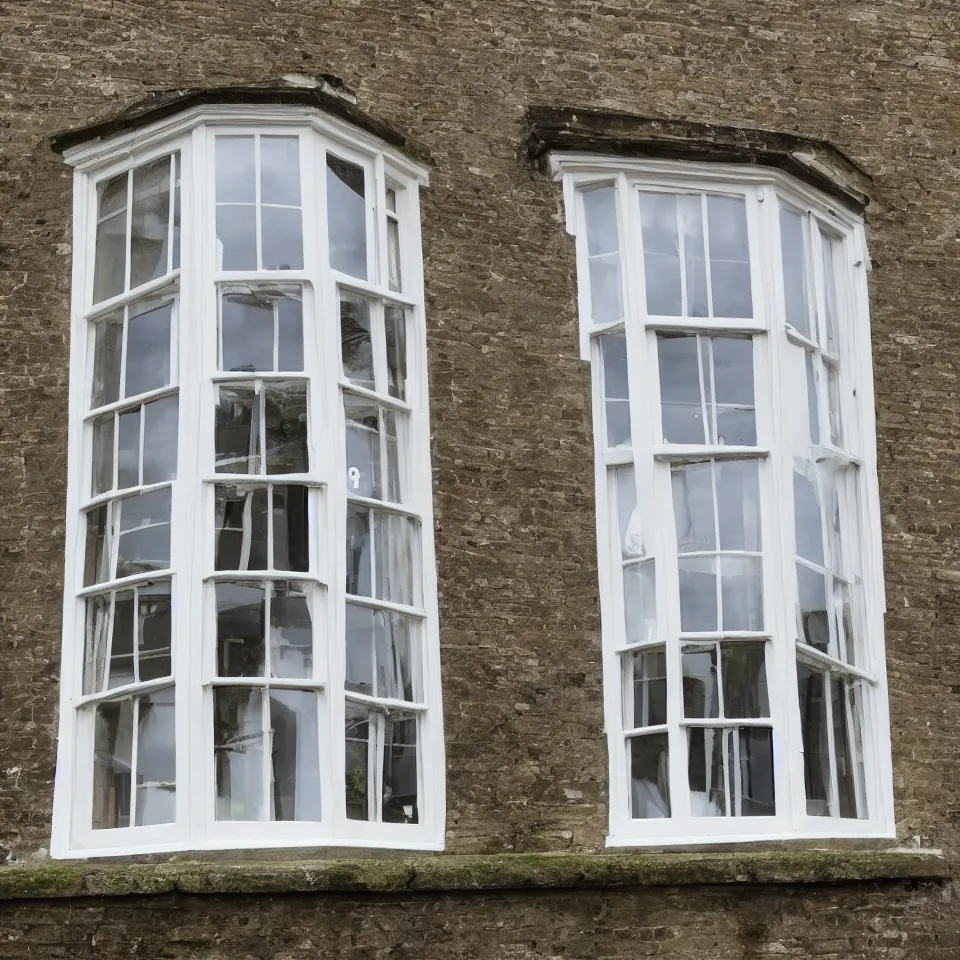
[0,851,949,900]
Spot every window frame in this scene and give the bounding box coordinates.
[553,154,893,846]
[52,105,444,858]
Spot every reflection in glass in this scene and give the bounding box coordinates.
[614,465,643,560]
[383,714,418,823]
[345,703,370,821]
[117,488,171,578]
[216,581,266,676]
[108,590,135,688]
[265,381,308,474]
[261,206,303,271]
[215,385,258,474]
[327,155,367,278]
[688,726,775,817]
[658,333,703,444]
[706,195,752,318]
[583,186,623,325]
[623,560,657,647]
[601,333,630,448]
[682,643,719,719]
[216,204,257,271]
[216,136,256,203]
[716,459,761,551]
[721,642,769,718]
[260,136,301,206]
[84,504,109,586]
[797,563,829,651]
[678,557,717,633]
[625,647,667,728]
[797,661,830,816]
[126,299,172,398]
[270,582,313,679]
[141,395,178,485]
[221,291,275,372]
[629,734,670,818]
[138,581,172,682]
[135,688,176,826]
[793,466,824,565]
[93,699,133,828]
[214,687,264,821]
[805,352,820,445]
[91,414,114,496]
[91,311,123,408]
[130,157,172,290]
[346,505,419,607]
[117,408,141,489]
[345,603,416,701]
[384,304,407,401]
[720,556,763,631]
[340,292,374,388]
[344,395,401,502]
[214,485,269,570]
[94,172,128,304]
[272,485,310,572]
[270,689,321,821]
[640,192,682,317]
[672,461,715,553]
[83,594,111,695]
[780,206,810,337]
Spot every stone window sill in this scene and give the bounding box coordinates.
[0,850,949,900]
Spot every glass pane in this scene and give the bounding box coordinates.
[277,295,304,372]
[682,643,718,719]
[107,590,135,688]
[735,727,776,816]
[715,459,761,552]
[340,293,374,389]
[672,460,716,553]
[797,563,829,651]
[826,361,843,447]
[270,689,321,820]
[94,174,128,304]
[780,206,809,337]
[588,254,623,326]
[345,505,419,606]
[721,641,769,718]
[117,408,141,489]
[640,193,681,316]
[217,204,258,271]
[265,381,308,474]
[117,488,171,578]
[138,581,172,682]
[216,136,256,203]
[270,581,313,679]
[600,333,630,448]
[793,466,824,565]
[92,699,133,828]
[216,581,265,676]
[840,680,868,819]
[215,385,259,474]
[629,734,670,818]
[273,484,310,572]
[135,688,176,826]
[221,291,274,372]
[720,555,763,631]
[141,395,178,486]
[345,703,370,821]
[214,484,268,571]
[384,304,407,401]
[383,715,419,823]
[261,206,303,271]
[820,230,841,356]
[84,504,109,586]
[687,727,726,816]
[387,217,402,292]
[678,557,717,633]
[214,687,264,821]
[327,155,367,278]
[805,351,821,445]
[658,334,704,444]
[130,157,171,290]
[625,647,667,728]
[172,154,181,269]
[614,465,643,560]
[679,195,708,318]
[91,414,115,496]
[344,396,401,503]
[345,603,416,701]
[125,299,172,398]
[623,560,657,646]
[583,186,619,256]
[711,337,754,407]
[260,136,301,206]
[715,406,756,447]
[707,195,752,318]
[796,662,831,816]
[91,311,123,408]
[83,594,111,695]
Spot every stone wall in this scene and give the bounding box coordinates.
[0,0,959,954]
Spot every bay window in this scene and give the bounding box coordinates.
[53,105,443,857]
[556,155,894,844]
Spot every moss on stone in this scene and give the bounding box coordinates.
[0,850,948,901]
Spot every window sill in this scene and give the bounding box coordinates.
[0,849,948,900]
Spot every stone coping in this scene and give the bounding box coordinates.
[0,850,949,900]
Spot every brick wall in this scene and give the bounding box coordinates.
[1,0,959,953]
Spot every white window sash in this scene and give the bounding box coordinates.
[52,107,443,858]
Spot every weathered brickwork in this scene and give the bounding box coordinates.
[1,0,959,953]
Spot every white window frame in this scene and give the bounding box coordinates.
[552,153,894,846]
[52,104,445,858]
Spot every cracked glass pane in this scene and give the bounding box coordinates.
[83,594,111,695]
[340,292,374,389]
